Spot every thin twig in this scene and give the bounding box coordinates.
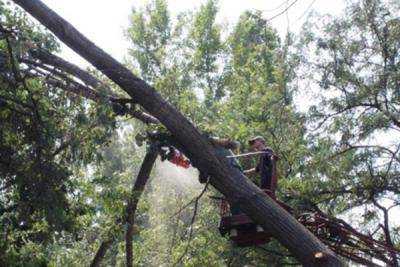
[173,180,210,266]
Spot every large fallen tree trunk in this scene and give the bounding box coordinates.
[13,1,342,265]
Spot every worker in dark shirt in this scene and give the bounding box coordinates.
[244,136,279,194]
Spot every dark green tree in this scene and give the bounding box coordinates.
[0,3,116,265]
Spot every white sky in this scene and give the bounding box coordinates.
[41,0,346,66]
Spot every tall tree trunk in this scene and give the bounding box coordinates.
[125,146,158,267]
[90,239,113,267]
[12,1,342,265]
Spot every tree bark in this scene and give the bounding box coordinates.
[89,147,157,267]
[23,49,159,124]
[90,239,113,267]
[30,49,104,90]
[13,1,342,265]
[125,145,158,267]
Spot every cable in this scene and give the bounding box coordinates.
[265,0,300,22]
[296,0,318,21]
[259,0,290,13]
[285,0,290,32]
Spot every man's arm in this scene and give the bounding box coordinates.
[265,147,280,161]
[243,167,256,175]
[243,154,261,176]
[244,163,261,177]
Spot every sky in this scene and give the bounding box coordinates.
[40,0,346,66]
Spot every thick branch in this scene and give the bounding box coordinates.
[90,146,158,267]
[372,198,399,267]
[330,144,400,163]
[30,48,104,89]
[22,52,159,124]
[90,239,113,267]
[13,1,342,265]
[125,146,158,267]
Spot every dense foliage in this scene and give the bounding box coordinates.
[298,0,400,253]
[0,3,117,265]
[0,0,399,266]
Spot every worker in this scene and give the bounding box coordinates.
[244,136,279,194]
[211,138,243,215]
[211,138,242,170]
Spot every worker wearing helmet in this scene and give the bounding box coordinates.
[244,136,279,194]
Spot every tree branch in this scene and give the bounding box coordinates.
[125,144,158,267]
[12,1,342,265]
[174,180,210,266]
[90,238,114,267]
[22,50,159,124]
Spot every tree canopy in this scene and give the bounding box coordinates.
[0,0,399,266]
